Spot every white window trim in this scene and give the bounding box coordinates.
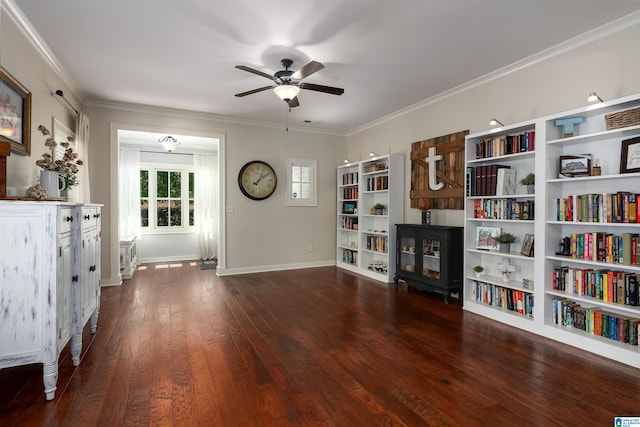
[141,162,195,234]
[286,158,317,207]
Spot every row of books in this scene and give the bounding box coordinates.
[474,131,535,159]
[341,187,358,200]
[340,248,358,265]
[553,192,639,223]
[473,198,534,220]
[365,176,388,191]
[551,266,640,306]
[341,172,358,186]
[466,165,514,196]
[339,216,358,230]
[365,236,387,253]
[471,281,534,317]
[560,232,640,266]
[551,298,639,346]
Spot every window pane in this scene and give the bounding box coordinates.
[141,199,149,227]
[170,171,181,198]
[157,171,168,198]
[170,200,182,226]
[292,166,301,181]
[140,170,149,197]
[189,199,194,226]
[301,183,311,199]
[301,166,310,183]
[157,199,169,226]
[291,183,301,199]
[189,172,194,198]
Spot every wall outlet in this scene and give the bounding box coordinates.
[307,244,313,253]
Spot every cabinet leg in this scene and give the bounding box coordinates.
[90,308,99,334]
[70,333,82,366]
[43,361,58,400]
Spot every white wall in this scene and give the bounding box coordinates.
[84,102,346,284]
[346,17,640,227]
[2,14,78,189]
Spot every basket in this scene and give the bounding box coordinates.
[605,106,640,130]
[364,163,386,173]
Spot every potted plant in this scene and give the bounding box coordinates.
[473,265,484,278]
[520,173,535,194]
[373,203,386,215]
[495,232,516,253]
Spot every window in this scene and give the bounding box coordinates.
[286,158,317,206]
[140,164,195,232]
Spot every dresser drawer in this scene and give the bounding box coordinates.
[80,207,100,230]
[58,207,75,234]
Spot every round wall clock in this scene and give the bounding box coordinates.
[238,160,277,200]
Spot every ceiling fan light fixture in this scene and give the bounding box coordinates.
[158,135,180,153]
[274,84,300,101]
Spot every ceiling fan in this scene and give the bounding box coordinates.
[234,58,344,108]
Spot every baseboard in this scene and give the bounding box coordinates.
[216,260,335,276]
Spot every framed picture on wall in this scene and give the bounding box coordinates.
[0,66,31,156]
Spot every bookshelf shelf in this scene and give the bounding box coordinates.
[336,154,404,283]
[464,92,640,368]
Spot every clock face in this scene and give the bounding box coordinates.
[238,160,277,200]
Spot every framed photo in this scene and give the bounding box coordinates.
[620,137,640,174]
[0,66,31,156]
[475,226,500,250]
[342,201,355,214]
[521,234,534,257]
[559,154,591,178]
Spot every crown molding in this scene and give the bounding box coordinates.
[84,98,347,137]
[346,10,640,136]
[3,0,82,98]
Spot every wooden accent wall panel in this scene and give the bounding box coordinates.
[410,130,468,210]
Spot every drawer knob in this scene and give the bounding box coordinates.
[84,215,90,220]
[65,216,73,222]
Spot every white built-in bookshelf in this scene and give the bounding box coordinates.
[464,93,640,368]
[336,154,404,283]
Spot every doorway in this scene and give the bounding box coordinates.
[108,123,225,284]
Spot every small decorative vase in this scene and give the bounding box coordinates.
[499,243,511,254]
[40,170,65,199]
[502,272,511,283]
[421,210,431,225]
[475,271,482,278]
[527,185,534,194]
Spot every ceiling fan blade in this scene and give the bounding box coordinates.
[235,86,274,97]
[301,83,344,96]
[287,97,300,108]
[292,61,324,80]
[235,65,275,81]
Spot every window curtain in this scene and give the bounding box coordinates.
[119,148,141,240]
[75,113,91,203]
[194,153,218,260]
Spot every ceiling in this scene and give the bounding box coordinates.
[10,0,640,133]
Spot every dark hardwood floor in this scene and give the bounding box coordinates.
[1,262,639,426]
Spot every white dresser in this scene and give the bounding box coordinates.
[0,201,102,400]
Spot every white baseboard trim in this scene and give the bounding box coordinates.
[216,260,335,276]
[101,274,123,287]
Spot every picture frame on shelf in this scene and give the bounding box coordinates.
[620,136,640,174]
[342,201,356,214]
[475,226,500,250]
[0,66,32,156]
[496,168,516,196]
[521,234,534,257]
[559,154,591,178]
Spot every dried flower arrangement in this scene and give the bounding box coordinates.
[35,125,83,188]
